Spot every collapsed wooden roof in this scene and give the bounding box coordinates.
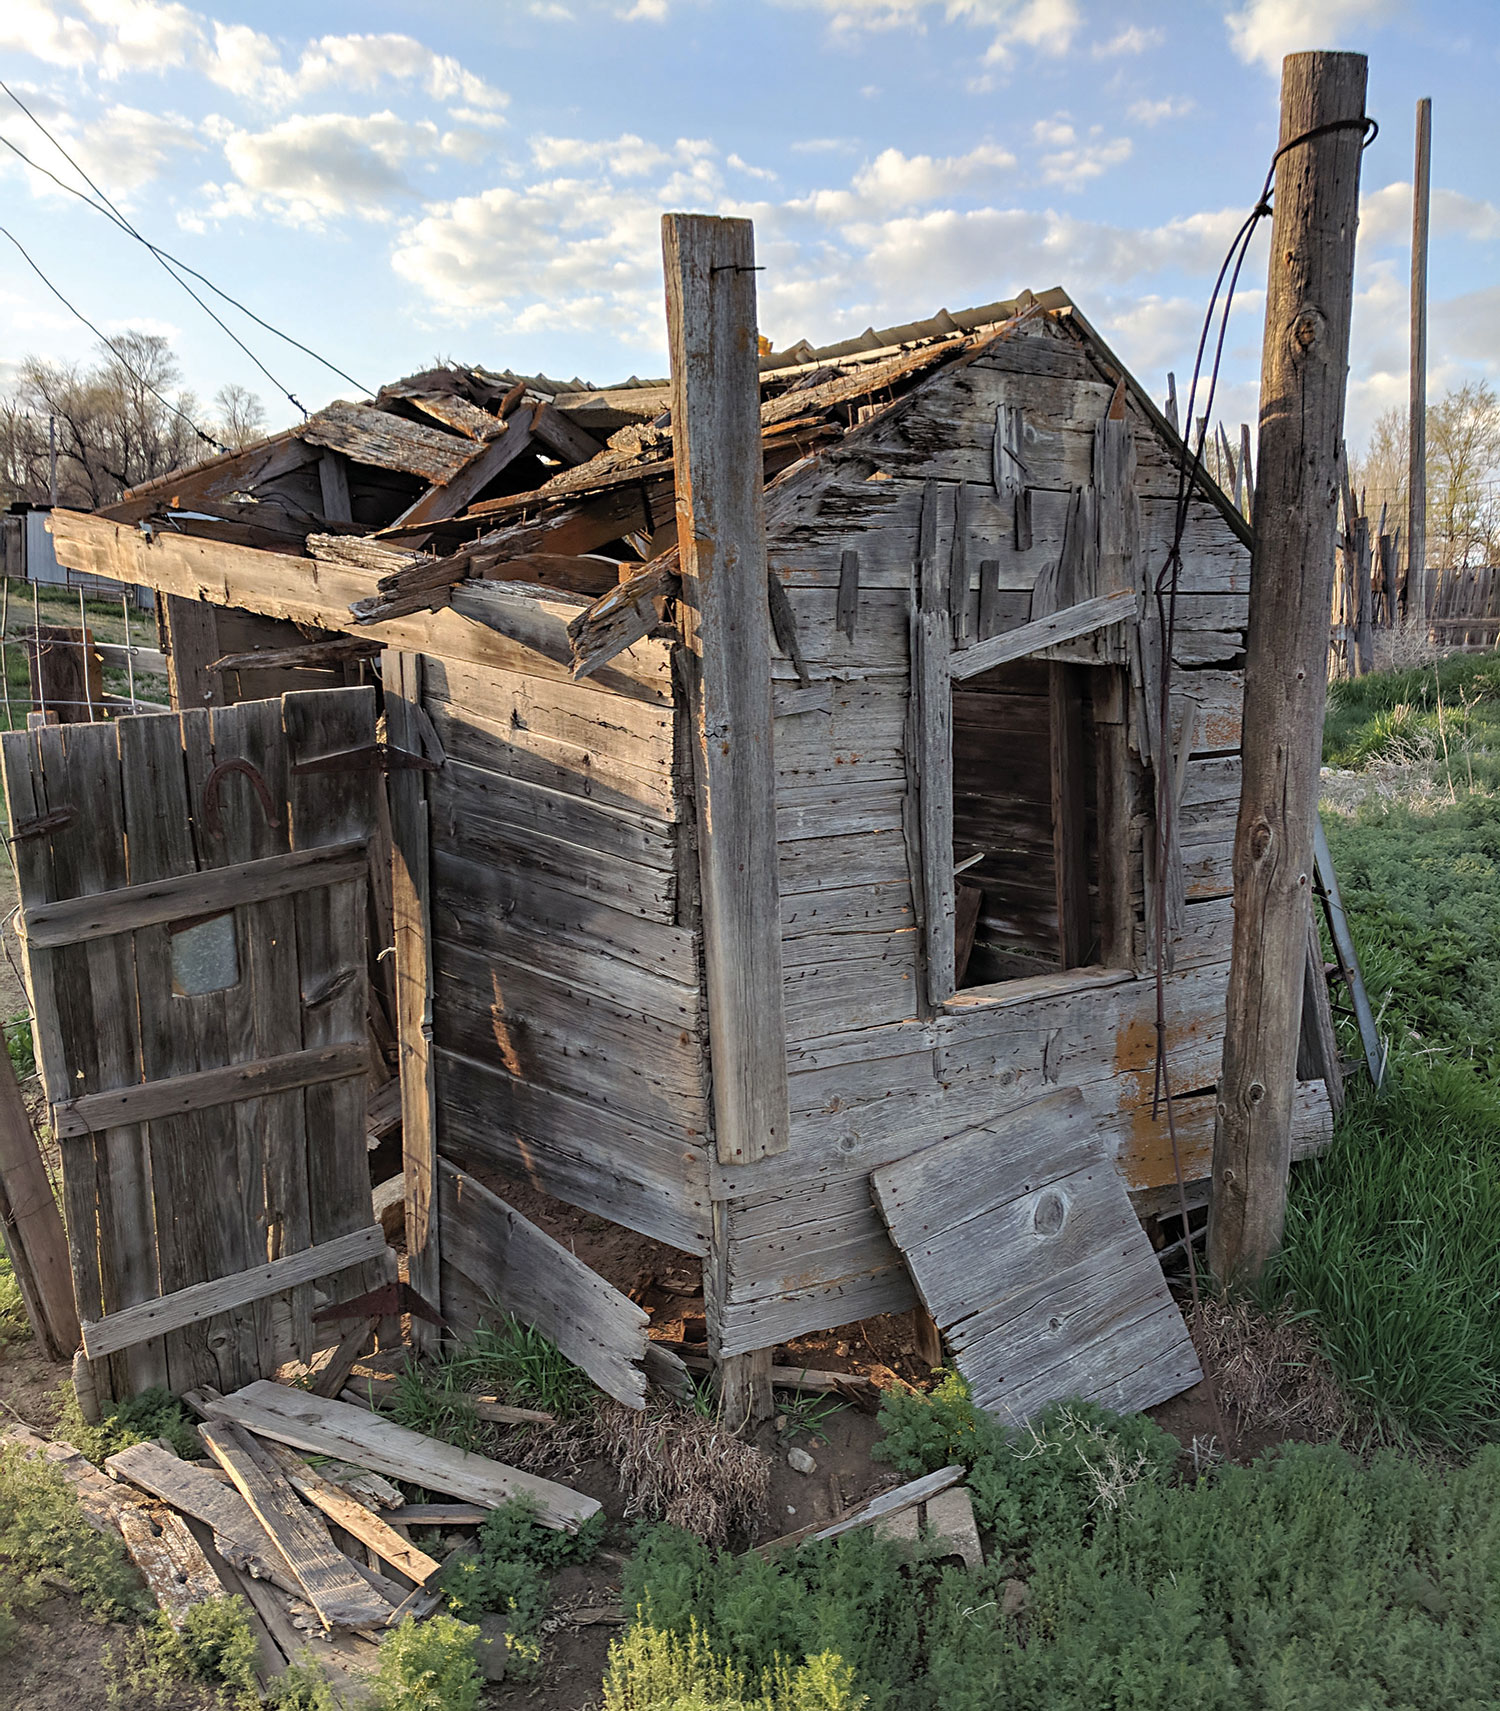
[92,288,1247,683]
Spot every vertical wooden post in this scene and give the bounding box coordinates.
[1408,96,1432,628]
[0,1044,79,1359]
[384,652,440,1350]
[1208,51,1368,1286]
[662,213,789,1429]
[161,594,220,710]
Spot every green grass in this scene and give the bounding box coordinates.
[55,1382,204,1465]
[612,1383,1500,1711]
[1274,1066,1500,1443]
[1324,649,1500,776]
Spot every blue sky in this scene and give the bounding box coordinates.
[1,0,1496,449]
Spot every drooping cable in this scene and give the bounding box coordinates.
[0,223,226,454]
[0,82,372,402]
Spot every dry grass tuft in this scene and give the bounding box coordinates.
[1190,1296,1352,1442]
[501,1398,772,1548]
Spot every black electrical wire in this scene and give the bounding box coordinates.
[0,80,373,402]
[0,222,226,453]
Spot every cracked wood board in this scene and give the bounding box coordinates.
[869,1087,1201,1423]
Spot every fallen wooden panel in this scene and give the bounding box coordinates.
[301,401,477,485]
[870,1088,1201,1423]
[199,1416,393,1630]
[207,1381,601,1530]
[439,1160,650,1409]
[80,1225,387,1358]
[106,1440,295,1592]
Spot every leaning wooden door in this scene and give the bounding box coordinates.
[1,688,386,1403]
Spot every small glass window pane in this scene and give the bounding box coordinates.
[170,912,240,996]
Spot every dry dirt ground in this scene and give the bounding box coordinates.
[0,1165,1343,1708]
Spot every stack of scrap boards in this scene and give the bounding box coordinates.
[4,1380,596,1701]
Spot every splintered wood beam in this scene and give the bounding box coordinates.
[663,213,789,1169]
[567,552,679,680]
[388,415,537,536]
[198,1416,393,1631]
[263,1441,441,1586]
[1209,51,1368,1287]
[949,587,1136,680]
[206,1381,601,1528]
[909,478,955,1009]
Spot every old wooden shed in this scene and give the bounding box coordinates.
[34,262,1337,1424]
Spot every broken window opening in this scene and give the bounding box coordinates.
[952,657,1124,992]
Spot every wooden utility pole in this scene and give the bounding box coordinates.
[1208,51,1368,1285]
[662,212,789,1429]
[1408,97,1432,626]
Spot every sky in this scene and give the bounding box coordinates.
[0,0,1496,451]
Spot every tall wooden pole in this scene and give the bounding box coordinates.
[1408,97,1432,626]
[1208,51,1368,1286]
[662,213,789,1429]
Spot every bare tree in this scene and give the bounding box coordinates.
[213,382,268,452]
[0,333,206,510]
[1352,382,1500,571]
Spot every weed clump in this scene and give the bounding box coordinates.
[373,1613,482,1711]
[603,1619,865,1710]
[105,1597,263,1706]
[619,1383,1500,1710]
[439,1492,602,1676]
[55,1382,202,1466]
[0,1439,148,1642]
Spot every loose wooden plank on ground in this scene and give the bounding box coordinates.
[263,1441,441,1587]
[206,1381,601,1530]
[199,1416,392,1630]
[870,1088,1201,1422]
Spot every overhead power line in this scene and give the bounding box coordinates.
[0,222,226,453]
[0,80,373,404]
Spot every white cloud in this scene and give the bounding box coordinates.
[1094,24,1161,56]
[1360,181,1500,247]
[1224,0,1401,74]
[207,110,442,224]
[0,0,200,74]
[776,0,1080,66]
[790,137,858,154]
[621,0,670,17]
[530,133,712,176]
[1129,95,1195,126]
[1030,116,1131,189]
[529,1,574,14]
[201,27,508,111]
[850,141,1017,207]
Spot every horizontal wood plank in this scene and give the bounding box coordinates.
[24,839,367,948]
[56,1041,370,1139]
[81,1224,385,1357]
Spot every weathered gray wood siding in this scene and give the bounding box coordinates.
[711,321,1267,1355]
[421,648,713,1256]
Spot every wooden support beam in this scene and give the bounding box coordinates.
[1408,95,1432,626]
[1209,50,1368,1286]
[317,453,353,525]
[663,212,787,1431]
[948,588,1135,680]
[910,478,954,1010]
[162,594,220,709]
[662,213,789,1167]
[1050,662,1090,970]
[0,1045,79,1359]
[384,652,440,1354]
[80,1224,386,1357]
